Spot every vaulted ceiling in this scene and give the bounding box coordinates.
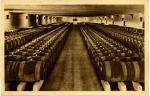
[5,5,144,17]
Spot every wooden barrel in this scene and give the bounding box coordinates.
[130,61,144,82]
[115,57,142,62]
[108,50,121,53]
[9,51,29,56]
[5,61,17,81]
[12,39,18,48]
[137,61,144,82]
[20,36,25,45]
[5,55,22,61]
[19,48,36,53]
[95,49,107,53]
[5,40,9,52]
[7,40,13,50]
[30,56,46,61]
[99,61,144,82]
[101,61,123,82]
[16,38,21,47]
[120,53,134,57]
[15,61,45,82]
[29,52,50,61]
[98,52,110,56]
[40,49,51,53]
[99,56,114,61]
[101,61,130,82]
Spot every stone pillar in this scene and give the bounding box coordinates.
[121,14,125,26]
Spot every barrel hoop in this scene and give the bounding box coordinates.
[105,61,111,81]
[132,61,140,81]
[18,61,25,81]
[35,61,42,81]
[120,62,127,81]
[5,61,12,81]
[10,61,16,81]
[14,61,19,81]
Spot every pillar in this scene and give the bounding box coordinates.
[121,14,125,26]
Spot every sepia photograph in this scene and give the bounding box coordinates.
[1,0,149,96]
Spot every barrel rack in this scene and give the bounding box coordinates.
[5,80,44,91]
[101,80,143,91]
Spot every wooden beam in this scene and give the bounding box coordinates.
[17,82,27,91]
[132,81,143,91]
[101,80,111,91]
[118,82,127,91]
[33,80,44,91]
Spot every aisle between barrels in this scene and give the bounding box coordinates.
[40,25,103,91]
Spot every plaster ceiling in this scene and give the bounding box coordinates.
[5,5,144,17]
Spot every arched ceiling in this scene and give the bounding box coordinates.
[5,5,144,17]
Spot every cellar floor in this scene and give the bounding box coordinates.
[40,25,103,91]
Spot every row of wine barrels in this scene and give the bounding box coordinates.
[5,23,72,82]
[4,23,66,53]
[88,23,143,42]
[78,24,144,84]
[93,49,138,57]
[5,61,46,82]
[88,23,144,37]
[79,24,140,60]
[107,25,144,36]
[86,23,144,54]
[95,53,142,62]
[99,61,144,82]
[5,55,47,64]
[84,25,131,54]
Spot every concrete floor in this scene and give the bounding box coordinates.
[40,25,103,91]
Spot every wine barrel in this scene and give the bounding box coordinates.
[19,48,36,53]
[30,56,46,61]
[95,49,108,53]
[99,61,144,82]
[5,55,22,61]
[137,61,144,82]
[115,57,142,62]
[130,61,144,82]
[100,61,123,82]
[15,61,45,82]
[29,52,50,59]
[98,52,110,56]
[5,41,9,52]
[41,49,51,53]
[9,51,29,56]
[16,38,21,47]
[120,53,135,57]
[12,39,18,48]
[108,50,121,53]
[5,61,17,81]
[98,56,114,61]
[7,40,13,51]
